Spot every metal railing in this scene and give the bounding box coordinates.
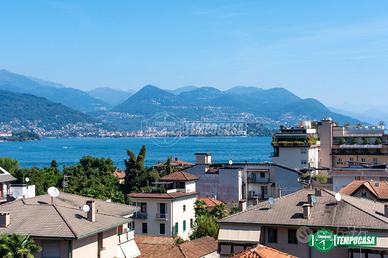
[134,212,147,219]
[156,213,168,220]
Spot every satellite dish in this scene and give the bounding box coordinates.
[228,160,233,165]
[82,205,90,213]
[335,193,342,202]
[268,197,275,206]
[12,191,20,199]
[25,177,30,183]
[311,195,317,204]
[47,187,60,198]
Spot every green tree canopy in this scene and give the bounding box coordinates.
[0,234,41,258]
[0,157,19,175]
[124,145,159,193]
[190,214,219,240]
[63,156,124,203]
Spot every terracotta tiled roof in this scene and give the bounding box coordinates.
[197,197,223,208]
[180,236,218,258]
[159,171,199,182]
[231,244,297,258]
[129,191,197,199]
[113,170,126,179]
[340,180,388,200]
[135,236,217,258]
[220,188,388,230]
[0,192,138,239]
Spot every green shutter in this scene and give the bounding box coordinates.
[175,222,179,234]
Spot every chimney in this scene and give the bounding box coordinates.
[195,153,212,165]
[0,212,10,227]
[307,194,314,206]
[315,188,322,197]
[86,200,96,222]
[303,204,311,219]
[385,204,388,218]
[239,200,247,212]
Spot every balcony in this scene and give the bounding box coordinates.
[134,212,147,219]
[248,177,270,184]
[156,213,168,221]
[118,228,135,243]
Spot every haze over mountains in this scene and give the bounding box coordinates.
[0,69,362,134]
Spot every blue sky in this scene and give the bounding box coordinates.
[1,1,388,111]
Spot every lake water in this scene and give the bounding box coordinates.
[0,136,272,169]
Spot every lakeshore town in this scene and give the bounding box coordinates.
[1,118,388,257]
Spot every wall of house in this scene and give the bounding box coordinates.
[132,198,173,238]
[218,168,243,204]
[100,228,120,258]
[34,239,69,258]
[317,120,333,169]
[72,234,98,258]
[270,166,302,197]
[171,196,196,240]
[272,147,310,169]
[185,181,196,193]
[333,154,388,168]
[333,174,388,192]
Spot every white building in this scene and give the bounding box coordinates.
[271,121,320,170]
[184,153,303,206]
[128,171,198,240]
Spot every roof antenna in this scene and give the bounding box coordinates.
[47,187,60,204]
[268,197,275,208]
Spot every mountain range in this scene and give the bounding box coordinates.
[112,85,358,128]
[0,69,361,134]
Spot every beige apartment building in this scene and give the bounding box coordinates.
[317,119,388,169]
[218,188,388,258]
[0,192,140,258]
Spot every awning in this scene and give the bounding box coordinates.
[218,227,261,244]
[118,239,141,258]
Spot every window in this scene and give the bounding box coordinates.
[260,172,265,178]
[183,205,186,212]
[140,203,147,213]
[268,228,277,243]
[301,149,307,154]
[175,222,179,235]
[301,160,307,165]
[361,158,366,162]
[349,157,354,162]
[190,218,193,228]
[373,158,378,163]
[142,223,148,234]
[355,176,361,180]
[176,182,185,189]
[361,191,367,198]
[183,220,186,231]
[288,229,298,244]
[160,223,165,235]
[159,203,166,216]
[128,221,135,230]
[117,225,124,235]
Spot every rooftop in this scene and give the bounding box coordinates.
[0,192,138,239]
[128,191,197,200]
[135,235,218,258]
[197,197,223,208]
[231,244,297,258]
[0,166,16,183]
[340,180,388,200]
[159,171,199,182]
[220,188,388,230]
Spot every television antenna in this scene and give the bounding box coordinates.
[311,195,317,205]
[82,205,90,213]
[47,187,60,204]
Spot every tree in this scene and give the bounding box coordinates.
[124,145,159,193]
[17,167,62,195]
[0,157,19,175]
[194,200,207,217]
[64,156,124,203]
[210,203,229,219]
[190,214,219,240]
[0,234,41,258]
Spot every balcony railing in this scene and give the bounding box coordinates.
[248,177,270,184]
[134,212,147,219]
[118,228,135,243]
[156,213,168,220]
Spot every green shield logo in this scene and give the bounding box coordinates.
[309,229,335,252]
